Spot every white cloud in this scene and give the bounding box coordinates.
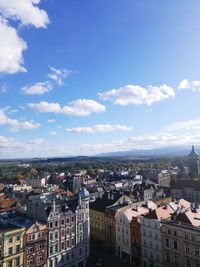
[0,16,27,74]
[81,132,200,154]
[164,119,200,132]
[48,66,73,86]
[0,110,39,131]
[47,119,56,123]
[49,131,57,136]
[27,99,106,116]
[0,136,45,158]
[0,0,49,28]
[99,84,175,106]
[66,124,133,133]
[178,79,200,92]
[21,81,52,95]
[26,138,44,146]
[0,0,49,74]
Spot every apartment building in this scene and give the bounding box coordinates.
[162,208,200,267]
[0,224,25,267]
[115,203,156,265]
[26,188,90,267]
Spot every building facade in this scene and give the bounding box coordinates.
[162,209,200,267]
[26,188,90,267]
[0,224,25,267]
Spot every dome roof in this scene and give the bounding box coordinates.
[79,187,89,199]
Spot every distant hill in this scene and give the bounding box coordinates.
[96,145,200,158]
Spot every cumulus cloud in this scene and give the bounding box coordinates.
[66,124,133,133]
[0,16,27,74]
[21,81,52,95]
[99,84,175,106]
[0,0,49,28]
[48,66,73,86]
[0,0,49,74]
[0,110,39,131]
[27,99,106,116]
[178,79,200,92]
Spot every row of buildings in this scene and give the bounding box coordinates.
[90,194,200,267]
[0,188,90,267]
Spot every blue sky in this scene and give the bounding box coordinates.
[1,0,200,158]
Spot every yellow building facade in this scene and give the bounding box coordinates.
[90,209,106,242]
[0,225,25,267]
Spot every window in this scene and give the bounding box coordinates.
[166,252,170,263]
[28,234,35,241]
[55,221,58,227]
[49,222,53,228]
[174,255,179,265]
[15,257,20,267]
[186,259,192,267]
[38,232,44,239]
[61,241,65,250]
[195,246,200,256]
[61,219,64,225]
[149,231,152,238]
[16,244,20,253]
[55,244,58,253]
[174,240,178,250]
[49,246,53,255]
[55,232,58,239]
[185,243,190,254]
[8,247,13,255]
[7,260,12,267]
[37,253,43,263]
[66,240,70,248]
[16,235,20,241]
[79,248,82,256]
[50,233,53,240]
[38,243,44,250]
[28,257,34,267]
[165,238,169,247]
[27,246,34,253]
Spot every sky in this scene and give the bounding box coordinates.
[1,0,200,158]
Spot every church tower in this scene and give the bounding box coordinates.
[189,145,200,177]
